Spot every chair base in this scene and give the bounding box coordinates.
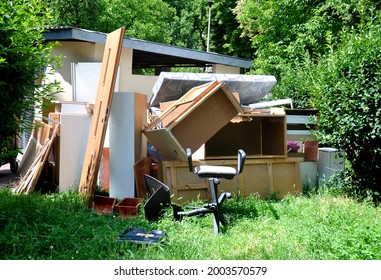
[174,177,233,234]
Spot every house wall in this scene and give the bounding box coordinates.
[51,41,242,102]
[212,64,241,74]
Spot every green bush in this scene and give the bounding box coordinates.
[0,0,61,162]
[313,23,381,200]
[237,0,381,199]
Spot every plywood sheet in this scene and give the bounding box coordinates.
[271,162,301,197]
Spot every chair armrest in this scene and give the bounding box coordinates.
[186,148,193,173]
[237,149,246,174]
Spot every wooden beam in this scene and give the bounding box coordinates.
[78,27,125,201]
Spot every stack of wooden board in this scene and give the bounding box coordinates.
[15,123,59,194]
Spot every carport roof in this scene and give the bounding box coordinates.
[43,27,252,70]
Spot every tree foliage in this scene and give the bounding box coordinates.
[46,0,176,44]
[211,0,253,58]
[165,0,207,50]
[0,0,61,163]
[235,0,381,198]
[46,0,251,56]
[45,0,104,31]
[312,24,381,199]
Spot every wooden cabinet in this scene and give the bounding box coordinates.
[159,157,301,202]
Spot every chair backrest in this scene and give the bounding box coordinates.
[144,186,171,221]
[143,174,171,221]
[187,147,246,176]
[144,174,169,197]
[237,149,246,174]
[186,148,193,172]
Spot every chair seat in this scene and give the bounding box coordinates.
[195,165,237,179]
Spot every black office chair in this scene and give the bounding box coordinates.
[174,148,246,234]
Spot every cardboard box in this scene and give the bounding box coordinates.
[144,81,242,161]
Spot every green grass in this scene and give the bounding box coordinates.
[0,187,380,260]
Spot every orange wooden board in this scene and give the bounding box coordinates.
[79,27,125,200]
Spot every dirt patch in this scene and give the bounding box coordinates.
[0,163,20,189]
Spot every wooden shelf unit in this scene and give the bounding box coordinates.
[204,113,287,159]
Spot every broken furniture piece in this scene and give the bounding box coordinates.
[143,81,242,161]
[160,157,302,201]
[15,123,59,194]
[174,148,246,234]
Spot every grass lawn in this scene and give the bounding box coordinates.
[0,187,380,260]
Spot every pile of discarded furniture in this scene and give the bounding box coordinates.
[11,28,324,235]
[143,73,304,203]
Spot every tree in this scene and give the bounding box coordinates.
[46,0,176,44]
[212,0,253,58]
[164,0,252,57]
[45,0,104,31]
[0,0,61,163]
[165,0,208,50]
[234,0,380,105]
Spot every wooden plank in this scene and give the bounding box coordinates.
[134,157,151,198]
[18,121,53,176]
[99,148,110,191]
[79,27,125,200]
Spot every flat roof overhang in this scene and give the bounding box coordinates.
[43,27,252,70]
